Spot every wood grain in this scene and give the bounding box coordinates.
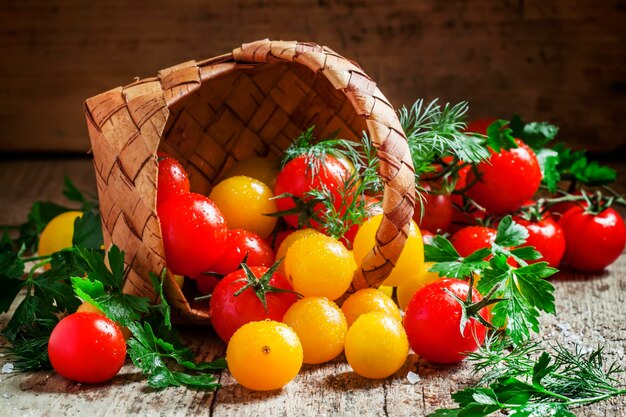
[0,159,625,417]
[0,0,625,153]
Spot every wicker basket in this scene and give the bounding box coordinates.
[84,39,415,323]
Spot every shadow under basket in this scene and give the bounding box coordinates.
[84,39,415,324]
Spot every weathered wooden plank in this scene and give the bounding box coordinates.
[0,159,625,416]
[0,0,625,153]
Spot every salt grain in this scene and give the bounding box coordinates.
[1,363,14,374]
[407,371,420,384]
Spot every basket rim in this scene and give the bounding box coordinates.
[84,38,415,322]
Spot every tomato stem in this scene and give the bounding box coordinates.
[20,255,52,263]
[26,259,52,282]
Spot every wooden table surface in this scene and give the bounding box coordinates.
[1,158,625,417]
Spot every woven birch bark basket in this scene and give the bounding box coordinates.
[84,39,415,324]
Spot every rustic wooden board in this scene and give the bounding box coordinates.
[0,159,625,416]
[1,0,625,153]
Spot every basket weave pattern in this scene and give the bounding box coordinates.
[85,39,415,322]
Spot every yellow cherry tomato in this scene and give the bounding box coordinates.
[352,214,424,287]
[341,288,401,327]
[222,156,280,189]
[282,297,347,364]
[344,311,409,379]
[38,211,83,267]
[226,320,303,391]
[209,175,277,239]
[275,229,322,277]
[378,285,393,298]
[76,301,102,315]
[396,262,442,311]
[284,233,355,300]
[172,274,185,288]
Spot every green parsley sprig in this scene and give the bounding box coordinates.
[425,216,557,344]
[1,211,103,370]
[71,252,226,390]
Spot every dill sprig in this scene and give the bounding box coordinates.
[398,99,490,177]
[305,132,382,240]
[280,126,361,172]
[430,335,626,416]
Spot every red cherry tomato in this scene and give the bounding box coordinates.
[158,193,227,277]
[210,229,275,276]
[403,279,489,364]
[209,266,297,342]
[195,274,221,295]
[559,206,626,271]
[274,155,351,229]
[449,204,487,234]
[514,215,565,268]
[271,229,297,251]
[450,225,497,257]
[156,152,190,207]
[465,118,497,135]
[414,184,453,234]
[48,312,126,383]
[451,225,518,266]
[466,140,542,215]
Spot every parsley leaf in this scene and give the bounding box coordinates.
[509,114,559,150]
[424,235,490,279]
[74,245,124,289]
[71,247,150,326]
[71,211,103,249]
[486,120,517,152]
[493,216,528,248]
[477,256,556,344]
[126,321,225,390]
[535,148,560,192]
[553,143,617,186]
[150,270,172,330]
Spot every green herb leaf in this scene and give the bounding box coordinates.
[509,115,559,149]
[150,270,172,330]
[75,246,123,289]
[2,294,59,342]
[424,235,490,279]
[494,216,528,248]
[0,241,26,279]
[486,120,517,152]
[434,341,624,417]
[2,318,58,371]
[126,321,224,390]
[400,99,490,177]
[535,148,560,192]
[0,277,25,313]
[98,293,150,325]
[477,256,556,344]
[33,273,81,313]
[0,241,26,313]
[72,211,103,249]
[553,144,617,186]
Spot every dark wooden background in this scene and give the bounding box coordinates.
[1,0,625,154]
